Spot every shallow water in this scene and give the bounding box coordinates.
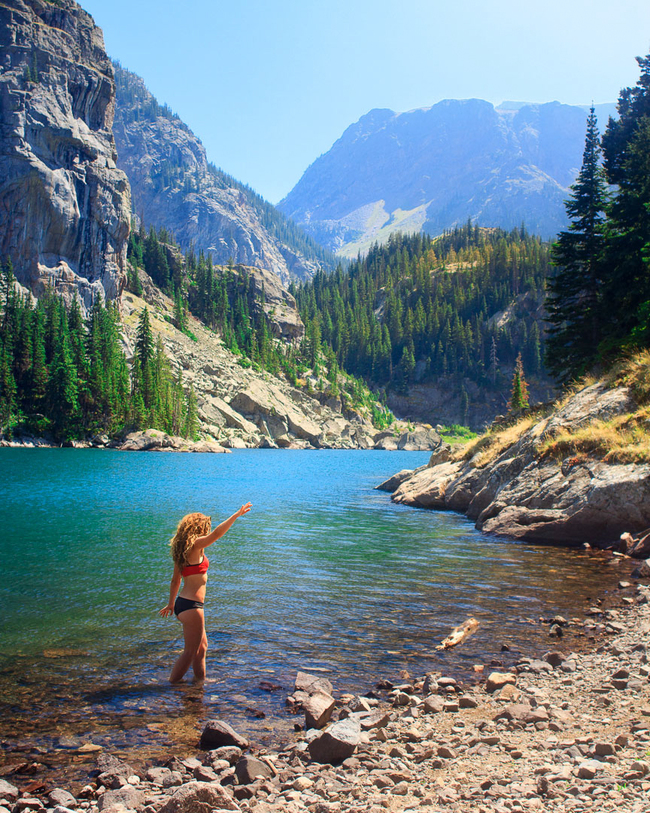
[0,448,630,783]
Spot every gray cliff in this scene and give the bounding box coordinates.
[279,99,610,254]
[112,65,332,287]
[0,0,131,308]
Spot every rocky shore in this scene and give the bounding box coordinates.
[3,575,650,813]
[378,381,650,549]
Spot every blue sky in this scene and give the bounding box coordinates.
[83,0,650,204]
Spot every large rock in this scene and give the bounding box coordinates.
[375,469,415,492]
[118,430,229,453]
[307,718,361,764]
[0,0,131,310]
[234,756,273,785]
[396,428,443,451]
[303,690,336,729]
[157,782,239,813]
[0,780,18,801]
[199,721,249,751]
[231,380,323,445]
[295,671,334,696]
[392,462,462,509]
[97,787,145,811]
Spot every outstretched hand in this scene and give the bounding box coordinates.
[237,502,252,518]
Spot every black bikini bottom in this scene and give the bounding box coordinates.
[174,596,205,616]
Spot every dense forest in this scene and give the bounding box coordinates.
[294,226,548,406]
[126,226,394,429]
[0,260,198,441]
[546,55,650,382]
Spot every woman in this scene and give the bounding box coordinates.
[159,503,252,683]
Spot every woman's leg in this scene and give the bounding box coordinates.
[170,609,205,683]
[192,628,208,682]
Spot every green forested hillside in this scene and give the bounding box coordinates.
[294,226,548,407]
[0,261,198,441]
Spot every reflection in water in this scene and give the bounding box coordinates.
[0,448,633,784]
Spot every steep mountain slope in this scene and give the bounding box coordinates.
[0,0,130,309]
[112,64,334,286]
[279,99,602,255]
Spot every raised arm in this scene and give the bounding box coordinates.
[195,502,252,549]
[159,564,182,617]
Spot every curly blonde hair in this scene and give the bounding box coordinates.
[170,512,211,569]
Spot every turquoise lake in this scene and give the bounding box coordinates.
[0,448,631,780]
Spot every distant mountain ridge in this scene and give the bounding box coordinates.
[278,99,614,255]
[113,64,335,285]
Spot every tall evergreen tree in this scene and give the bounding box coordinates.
[598,53,650,354]
[545,107,609,383]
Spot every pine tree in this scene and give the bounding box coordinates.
[545,107,609,383]
[508,353,529,413]
[599,53,650,354]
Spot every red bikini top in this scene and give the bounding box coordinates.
[181,553,209,578]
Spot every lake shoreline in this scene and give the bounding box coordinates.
[2,552,648,812]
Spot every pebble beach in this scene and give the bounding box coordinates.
[3,569,650,813]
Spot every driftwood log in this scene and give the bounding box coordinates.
[436,617,479,650]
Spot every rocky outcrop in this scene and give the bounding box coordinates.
[112,64,331,287]
[0,0,131,310]
[380,383,650,548]
[229,264,304,342]
[116,429,229,453]
[120,272,448,450]
[279,99,615,255]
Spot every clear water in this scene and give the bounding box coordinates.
[0,448,630,781]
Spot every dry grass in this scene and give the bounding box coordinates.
[455,415,537,468]
[606,349,650,405]
[539,405,650,464]
[454,352,650,469]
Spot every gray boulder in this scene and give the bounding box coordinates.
[48,790,77,808]
[200,720,249,750]
[97,787,145,811]
[308,718,361,764]
[157,782,239,813]
[0,780,18,802]
[234,756,273,785]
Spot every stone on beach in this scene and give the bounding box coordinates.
[234,755,273,785]
[199,721,249,750]
[295,671,334,696]
[308,718,361,764]
[0,781,18,802]
[303,690,336,729]
[157,782,239,813]
[485,672,516,693]
[97,787,145,811]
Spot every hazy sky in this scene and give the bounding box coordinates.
[83,0,650,204]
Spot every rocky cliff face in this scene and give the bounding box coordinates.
[112,65,332,287]
[0,0,130,309]
[279,99,603,255]
[379,383,650,547]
